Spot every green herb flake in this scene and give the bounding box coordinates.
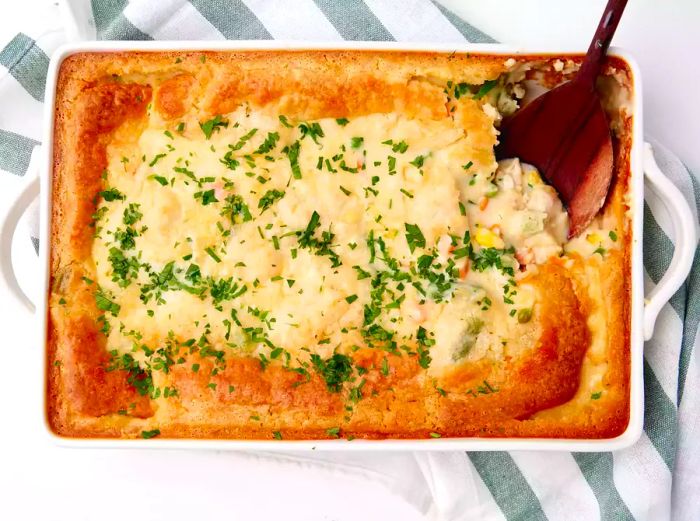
[141,429,161,439]
[221,194,252,224]
[283,140,302,179]
[409,155,426,169]
[345,294,358,304]
[404,223,426,253]
[199,115,229,139]
[254,131,280,154]
[298,122,324,144]
[95,288,120,316]
[336,118,349,126]
[591,392,602,400]
[258,189,285,213]
[429,432,441,438]
[350,136,364,149]
[272,431,283,440]
[205,247,222,263]
[99,188,125,202]
[326,427,341,438]
[278,115,293,128]
[609,230,618,242]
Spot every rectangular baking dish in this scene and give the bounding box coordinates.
[2,40,695,451]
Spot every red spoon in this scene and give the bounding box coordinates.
[496,0,628,238]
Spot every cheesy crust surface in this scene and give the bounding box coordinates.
[48,51,632,440]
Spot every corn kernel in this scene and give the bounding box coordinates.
[586,233,601,245]
[475,227,504,249]
[527,170,542,186]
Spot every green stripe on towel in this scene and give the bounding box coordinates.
[428,0,496,43]
[190,0,272,40]
[0,33,49,102]
[312,0,394,41]
[0,129,38,176]
[91,0,153,40]
[573,452,635,521]
[468,451,548,521]
[643,359,678,470]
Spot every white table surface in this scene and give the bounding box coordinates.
[1,1,698,520]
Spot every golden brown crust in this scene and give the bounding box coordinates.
[48,50,632,440]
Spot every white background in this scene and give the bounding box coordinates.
[1,1,698,520]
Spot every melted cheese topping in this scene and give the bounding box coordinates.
[93,102,604,377]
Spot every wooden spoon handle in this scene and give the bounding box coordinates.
[577,0,628,86]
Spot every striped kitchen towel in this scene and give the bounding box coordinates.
[0,1,698,520]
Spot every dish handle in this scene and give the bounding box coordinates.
[0,171,39,314]
[642,142,697,341]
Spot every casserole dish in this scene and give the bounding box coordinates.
[0,41,695,451]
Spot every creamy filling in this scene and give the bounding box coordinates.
[91,97,620,389]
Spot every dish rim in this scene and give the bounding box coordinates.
[38,40,645,451]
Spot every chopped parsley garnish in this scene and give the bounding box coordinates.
[295,211,341,267]
[229,128,258,151]
[591,392,602,400]
[409,155,426,169]
[453,82,471,99]
[254,131,280,154]
[310,353,353,392]
[278,115,293,128]
[473,79,498,100]
[114,226,139,250]
[609,230,618,242]
[123,203,142,225]
[387,156,397,175]
[195,189,218,206]
[258,189,285,213]
[382,139,409,153]
[150,175,169,186]
[345,294,358,304]
[220,151,240,170]
[326,427,340,438]
[199,115,229,139]
[471,246,516,276]
[208,277,247,305]
[298,122,324,144]
[205,246,222,263]
[416,326,435,368]
[148,153,167,167]
[339,186,351,196]
[141,429,160,439]
[272,431,283,440]
[404,223,426,253]
[108,247,140,287]
[221,194,252,224]
[335,118,349,126]
[95,287,120,316]
[350,136,364,149]
[99,188,125,202]
[381,357,389,376]
[429,432,441,438]
[283,140,302,179]
[462,161,473,170]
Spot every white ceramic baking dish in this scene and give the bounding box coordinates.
[0,41,696,451]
